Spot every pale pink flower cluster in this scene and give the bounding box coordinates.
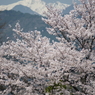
[0,0,95,95]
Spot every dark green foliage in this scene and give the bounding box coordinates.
[45,82,74,94]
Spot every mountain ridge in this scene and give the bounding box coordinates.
[0,0,69,16]
[12,4,38,15]
[0,10,56,43]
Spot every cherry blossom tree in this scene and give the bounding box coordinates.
[43,0,95,94]
[43,0,95,56]
[0,0,95,95]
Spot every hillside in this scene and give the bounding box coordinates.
[0,10,56,43]
[12,4,38,15]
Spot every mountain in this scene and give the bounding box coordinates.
[48,1,69,11]
[0,10,56,43]
[0,0,69,16]
[63,4,74,14]
[12,5,38,15]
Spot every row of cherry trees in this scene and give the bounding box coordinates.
[0,0,95,95]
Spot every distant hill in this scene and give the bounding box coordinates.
[0,0,69,16]
[63,4,74,15]
[12,4,38,15]
[0,10,56,43]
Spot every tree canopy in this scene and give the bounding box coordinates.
[0,0,95,95]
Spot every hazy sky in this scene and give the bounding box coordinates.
[0,0,76,5]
